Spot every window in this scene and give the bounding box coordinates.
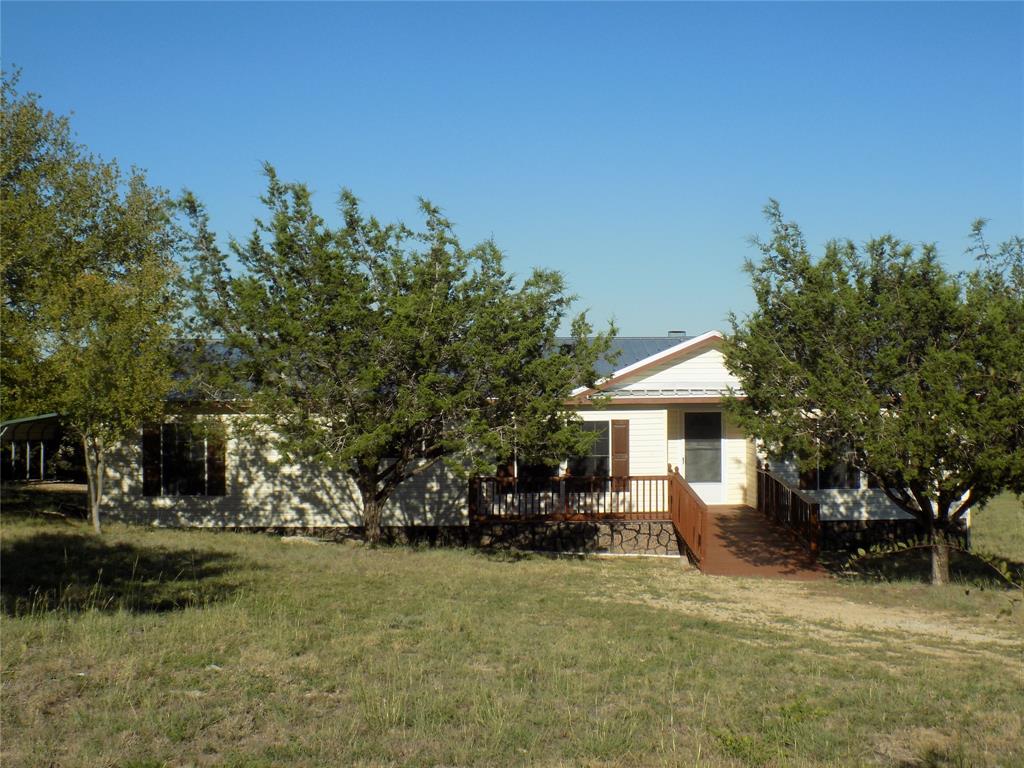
[568,421,610,477]
[798,455,859,491]
[684,412,722,483]
[143,421,226,497]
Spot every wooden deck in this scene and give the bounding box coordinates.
[470,473,828,580]
[702,505,827,580]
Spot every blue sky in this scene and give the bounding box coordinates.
[4,2,1022,336]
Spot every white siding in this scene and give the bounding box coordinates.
[666,409,684,474]
[611,347,741,394]
[723,414,751,506]
[103,417,467,528]
[769,454,915,522]
[744,438,758,507]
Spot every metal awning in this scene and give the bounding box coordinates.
[0,413,62,442]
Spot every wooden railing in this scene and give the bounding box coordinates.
[756,467,821,558]
[469,475,672,519]
[468,470,709,566]
[667,469,707,566]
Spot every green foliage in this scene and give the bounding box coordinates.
[725,201,1024,580]
[1,72,181,528]
[183,165,613,541]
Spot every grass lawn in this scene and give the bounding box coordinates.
[2,488,1022,767]
[973,492,1024,564]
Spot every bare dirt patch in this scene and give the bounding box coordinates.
[590,565,1024,662]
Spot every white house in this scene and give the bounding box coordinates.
[94,330,923,543]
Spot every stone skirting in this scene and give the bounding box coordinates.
[474,520,682,556]
[222,520,683,556]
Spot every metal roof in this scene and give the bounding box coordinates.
[0,412,60,429]
[0,413,62,442]
[557,335,693,377]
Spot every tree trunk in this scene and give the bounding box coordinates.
[361,494,383,546]
[927,517,950,585]
[931,541,950,585]
[83,436,104,534]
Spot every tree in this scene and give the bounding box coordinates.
[1,73,180,531]
[183,166,613,544]
[725,201,1024,584]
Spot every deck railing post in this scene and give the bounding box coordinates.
[468,477,479,521]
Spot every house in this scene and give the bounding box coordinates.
[81,330,934,562]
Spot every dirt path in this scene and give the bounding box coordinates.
[705,576,1018,644]
[593,566,1024,665]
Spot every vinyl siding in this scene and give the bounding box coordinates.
[103,417,467,528]
[744,438,758,507]
[611,347,741,393]
[723,415,751,506]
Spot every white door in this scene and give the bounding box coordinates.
[683,412,723,504]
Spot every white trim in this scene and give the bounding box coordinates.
[570,330,725,397]
[608,386,734,398]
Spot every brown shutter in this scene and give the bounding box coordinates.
[206,422,227,496]
[611,419,630,478]
[142,423,162,496]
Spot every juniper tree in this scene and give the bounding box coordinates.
[726,201,1023,584]
[183,166,613,544]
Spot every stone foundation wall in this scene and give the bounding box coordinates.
[475,520,682,556]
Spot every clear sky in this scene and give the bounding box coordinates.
[3,2,1022,336]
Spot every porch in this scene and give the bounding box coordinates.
[468,470,827,579]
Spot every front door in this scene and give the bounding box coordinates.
[684,412,723,504]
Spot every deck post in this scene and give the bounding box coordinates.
[468,478,479,521]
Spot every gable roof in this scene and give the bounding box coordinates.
[570,330,734,403]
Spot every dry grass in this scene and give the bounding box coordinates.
[2,488,1022,767]
[973,492,1024,563]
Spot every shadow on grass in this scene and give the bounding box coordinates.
[835,546,1024,588]
[897,746,969,768]
[1,483,88,522]
[472,547,591,563]
[1,532,242,615]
